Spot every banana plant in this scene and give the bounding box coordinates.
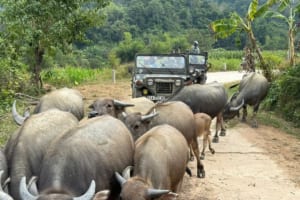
[211,0,279,81]
[264,0,300,66]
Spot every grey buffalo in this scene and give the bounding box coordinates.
[223,72,269,127]
[12,87,84,125]
[19,115,135,200]
[169,82,228,143]
[122,101,205,178]
[5,109,79,200]
[116,125,190,200]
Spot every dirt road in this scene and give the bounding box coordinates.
[77,71,300,200]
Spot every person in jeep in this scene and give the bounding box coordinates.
[191,41,200,54]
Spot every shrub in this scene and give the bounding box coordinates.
[263,64,300,127]
[0,59,31,112]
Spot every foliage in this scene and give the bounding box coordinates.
[263,64,300,127]
[0,0,111,87]
[0,59,31,112]
[42,66,103,87]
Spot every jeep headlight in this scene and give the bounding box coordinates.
[175,79,182,86]
[147,79,154,86]
[189,66,195,73]
[142,88,148,95]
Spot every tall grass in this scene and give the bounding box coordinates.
[42,65,131,87]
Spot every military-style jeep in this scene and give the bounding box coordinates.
[186,52,209,84]
[131,54,188,102]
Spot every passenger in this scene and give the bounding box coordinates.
[191,41,200,54]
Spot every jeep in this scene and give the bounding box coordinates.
[131,54,188,102]
[186,52,209,84]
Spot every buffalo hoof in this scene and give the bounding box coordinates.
[220,130,226,136]
[200,154,205,160]
[189,155,194,161]
[251,122,258,128]
[186,167,192,177]
[212,137,219,143]
[197,171,205,178]
[210,148,215,154]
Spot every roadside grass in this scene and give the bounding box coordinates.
[0,113,18,146]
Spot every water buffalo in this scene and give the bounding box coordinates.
[12,87,84,125]
[115,125,190,200]
[88,97,155,118]
[169,82,228,143]
[5,109,79,200]
[19,115,135,200]
[223,72,269,127]
[194,113,214,160]
[122,101,205,178]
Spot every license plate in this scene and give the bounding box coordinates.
[147,95,165,101]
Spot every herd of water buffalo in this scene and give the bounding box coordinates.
[0,72,269,200]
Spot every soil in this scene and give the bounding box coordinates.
[75,72,300,200]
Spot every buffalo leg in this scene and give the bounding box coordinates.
[201,130,215,160]
[241,105,247,122]
[191,138,205,178]
[212,118,219,143]
[189,146,194,161]
[251,104,260,128]
[219,114,226,136]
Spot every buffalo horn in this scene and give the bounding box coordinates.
[12,100,28,125]
[0,191,13,200]
[122,166,133,180]
[73,180,96,200]
[229,92,239,102]
[19,176,38,200]
[147,188,170,199]
[115,172,127,186]
[27,176,39,196]
[0,170,4,192]
[113,100,134,107]
[229,99,244,111]
[141,112,158,121]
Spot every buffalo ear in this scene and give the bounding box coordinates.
[93,190,110,200]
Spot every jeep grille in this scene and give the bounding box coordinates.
[156,82,173,94]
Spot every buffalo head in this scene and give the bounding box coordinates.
[223,92,244,121]
[115,172,177,200]
[88,98,134,118]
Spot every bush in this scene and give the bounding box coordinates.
[0,59,31,112]
[263,64,300,127]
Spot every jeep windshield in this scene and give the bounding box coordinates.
[188,54,206,65]
[136,55,185,69]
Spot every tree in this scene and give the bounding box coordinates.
[0,0,110,89]
[210,0,278,81]
[265,0,300,66]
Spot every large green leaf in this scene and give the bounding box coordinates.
[247,0,258,21]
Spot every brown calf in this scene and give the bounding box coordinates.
[192,113,215,160]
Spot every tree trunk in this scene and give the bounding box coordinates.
[288,29,295,66]
[248,29,272,81]
[33,47,44,89]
